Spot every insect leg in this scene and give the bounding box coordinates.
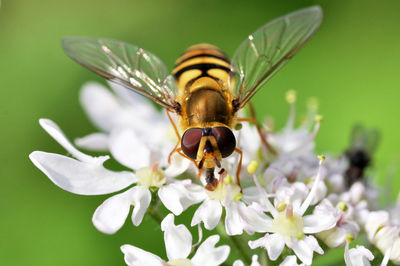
[167,110,181,139]
[234,147,243,190]
[167,110,182,163]
[237,102,276,155]
[168,142,180,164]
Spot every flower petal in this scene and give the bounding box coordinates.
[161,214,192,260]
[225,201,244,236]
[80,82,123,132]
[233,260,244,266]
[39,118,101,163]
[289,236,322,265]
[120,244,164,266]
[109,128,150,169]
[164,153,190,178]
[346,245,374,266]
[191,235,230,266]
[191,199,222,230]
[130,186,151,226]
[303,212,337,234]
[240,202,273,233]
[265,233,285,261]
[158,180,206,215]
[75,132,109,151]
[92,188,133,234]
[29,151,136,195]
[280,255,303,266]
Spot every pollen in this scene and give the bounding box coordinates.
[286,90,297,104]
[272,211,304,239]
[276,201,287,212]
[247,160,259,174]
[315,114,323,123]
[305,177,314,185]
[223,174,234,185]
[206,182,241,203]
[337,201,348,211]
[346,233,354,243]
[136,167,166,188]
[318,154,325,164]
[234,193,243,202]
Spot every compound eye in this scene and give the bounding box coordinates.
[212,127,236,158]
[181,128,203,159]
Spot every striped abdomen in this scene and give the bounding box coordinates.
[173,44,235,128]
[173,44,232,93]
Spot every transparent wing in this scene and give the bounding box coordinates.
[229,6,323,110]
[62,37,179,112]
[349,124,380,154]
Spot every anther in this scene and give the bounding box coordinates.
[247,160,259,174]
[286,90,297,104]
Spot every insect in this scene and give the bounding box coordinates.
[345,124,380,187]
[62,6,322,191]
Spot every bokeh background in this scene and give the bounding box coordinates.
[1,0,400,265]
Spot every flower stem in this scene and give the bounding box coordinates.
[216,222,252,264]
[147,195,164,224]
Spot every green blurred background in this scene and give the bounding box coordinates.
[1,0,400,265]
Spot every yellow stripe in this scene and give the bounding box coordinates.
[207,69,229,84]
[173,57,231,75]
[177,69,202,91]
[175,47,227,66]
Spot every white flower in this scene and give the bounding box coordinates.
[323,155,348,194]
[266,91,320,157]
[190,176,248,235]
[30,119,202,234]
[77,81,176,167]
[280,255,305,266]
[365,211,400,264]
[331,182,371,226]
[247,158,338,265]
[121,214,230,266]
[344,243,374,266]
[233,255,260,266]
[389,193,400,226]
[316,199,360,248]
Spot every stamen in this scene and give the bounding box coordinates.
[252,173,278,217]
[234,193,243,202]
[286,90,297,104]
[284,90,297,131]
[247,160,259,174]
[337,201,348,212]
[298,155,324,215]
[276,201,287,212]
[290,115,322,154]
[344,240,351,266]
[301,97,319,129]
[286,204,293,218]
[346,233,354,243]
[297,232,305,240]
[192,224,203,249]
[307,97,319,111]
[223,175,233,185]
[381,228,399,266]
[224,184,231,206]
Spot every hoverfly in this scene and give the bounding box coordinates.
[345,124,380,187]
[62,6,322,191]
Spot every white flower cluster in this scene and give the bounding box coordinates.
[30,83,400,265]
